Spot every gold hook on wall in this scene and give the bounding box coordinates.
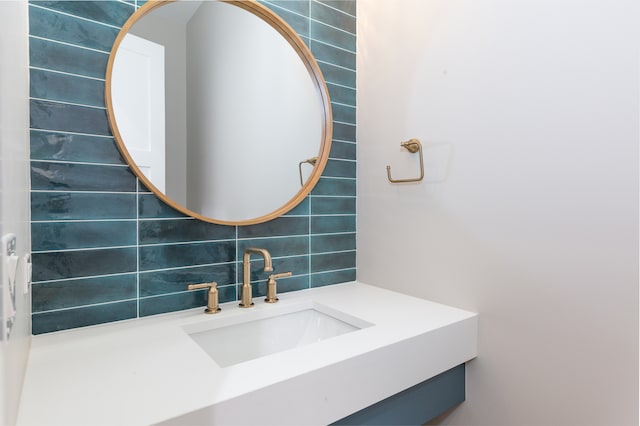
[299,156,318,186]
[386,139,424,183]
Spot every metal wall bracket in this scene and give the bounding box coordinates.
[386,139,424,183]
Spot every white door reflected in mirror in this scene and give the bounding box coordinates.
[107,1,330,224]
[111,33,166,193]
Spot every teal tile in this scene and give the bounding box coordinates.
[311,233,356,253]
[32,274,137,312]
[323,159,356,178]
[138,194,188,219]
[31,1,134,28]
[30,130,125,165]
[32,300,137,334]
[238,216,309,238]
[30,69,105,107]
[283,197,310,216]
[311,1,356,33]
[139,241,235,271]
[263,0,309,16]
[311,40,355,70]
[32,221,136,251]
[311,197,356,215]
[261,2,309,37]
[311,20,356,51]
[311,177,356,196]
[31,192,136,221]
[29,5,120,52]
[311,251,356,272]
[30,162,136,192]
[140,264,236,297]
[318,61,355,88]
[238,236,309,258]
[317,1,356,16]
[333,122,356,141]
[311,215,356,233]
[139,285,236,317]
[330,141,356,161]
[332,103,356,125]
[239,255,309,284]
[30,99,111,136]
[327,82,356,106]
[29,38,108,79]
[311,268,356,287]
[139,219,235,244]
[32,247,137,282]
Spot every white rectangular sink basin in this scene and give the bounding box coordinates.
[184,303,371,367]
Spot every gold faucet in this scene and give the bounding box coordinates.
[240,248,273,308]
[187,282,221,314]
[265,272,292,303]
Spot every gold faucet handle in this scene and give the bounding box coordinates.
[269,272,292,280]
[265,272,292,303]
[187,282,221,314]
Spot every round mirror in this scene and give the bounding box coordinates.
[106,0,332,225]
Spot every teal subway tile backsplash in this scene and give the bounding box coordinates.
[332,103,356,125]
[32,274,137,311]
[311,268,356,287]
[29,38,108,78]
[310,20,356,52]
[261,2,309,37]
[29,5,120,52]
[30,69,105,107]
[32,221,137,251]
[33,1,134,28]
[30,99,111,135]
[139,264,236,298]
[318,1,356,16]
[324,159,356,178]
[333,122,356,141]
[329,140,356,161]
[237,216,310,239]
[32,301,137,334]
[139,241,236,271]
[311,1,356,33]
[31,192,136,221]
[312,177,357,196]
[138,289,236,317]
[264,0,310,16]
[138,219,235,245]
[311,215,356,234]
[30,130,125,164]
[30,162,136,192]
[311,196,356,215]
[310,40,355,70]
[32,247,137,282]
[138,194,188,219]
[30,0,357,334]
[318,61,356,88]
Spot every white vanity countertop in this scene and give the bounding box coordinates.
[17,282,477,426]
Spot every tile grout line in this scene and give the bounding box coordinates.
[136,177,140,318]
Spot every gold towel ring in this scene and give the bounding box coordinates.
[298,157,318,186]
[386,139,424,183]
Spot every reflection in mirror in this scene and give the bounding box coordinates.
[107,0,331,225]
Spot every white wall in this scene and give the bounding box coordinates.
[357,0,638,425]
[0,1,31,424]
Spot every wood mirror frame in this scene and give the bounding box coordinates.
[105,0,332,226]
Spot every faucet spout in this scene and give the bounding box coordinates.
[240,248,273,307]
